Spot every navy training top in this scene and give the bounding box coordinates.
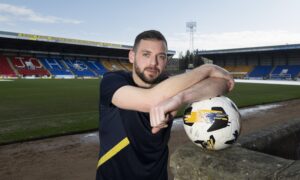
[96,70,172,180]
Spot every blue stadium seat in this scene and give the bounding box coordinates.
[248,65,273,79]
[63,59,96,77]
[40,58,73,75]
[286,65,300,78]
[272,65,300,78]
[85,60,107,75]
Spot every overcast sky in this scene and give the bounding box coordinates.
[1,0,300,56]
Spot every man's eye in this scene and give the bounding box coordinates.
[143,53,150,57]
[159,55,166,60]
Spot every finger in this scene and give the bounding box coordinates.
[161,124,168,128]
[157,123,168,129]
[150,108,160,127]
[225,74,233,81]
[150,108,154,127]
[152,127,161,134]
[155,108,161,127]
[159,108,166,124]
[228,79,235,92]
[151,124,168,134]
[151,107,158,127]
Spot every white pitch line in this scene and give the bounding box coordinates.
[235,79,300,86]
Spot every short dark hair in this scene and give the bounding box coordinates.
[133,30,168,52]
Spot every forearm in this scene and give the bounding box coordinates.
[151,64,212,97]
[181,77,229,104]
[150,64,229,104]
[112,64,232,113]
[155,77,229,111]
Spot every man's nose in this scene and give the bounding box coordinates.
[149,55,158,66]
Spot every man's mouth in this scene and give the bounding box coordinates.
[145,68,159,74]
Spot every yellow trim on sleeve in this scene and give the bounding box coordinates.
[97,137,130,168]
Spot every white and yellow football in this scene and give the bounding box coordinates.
[183,96,241,150]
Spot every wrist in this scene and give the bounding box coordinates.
[197,64,214,78]
[172,92,184,107]
[180,90,193,105]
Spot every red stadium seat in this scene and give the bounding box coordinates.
[0,56,16,76]
[10,56,50,76]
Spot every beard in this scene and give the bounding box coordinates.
[134,62,162,85]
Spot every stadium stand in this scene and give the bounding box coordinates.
[289,65,300,78]
[119,60,133,71]
[40,57,73,77]
[197,44,300,81]
[222,65,300,80]
[38,57,130,77]
[110,59,127,71]
[224,65,253,79]
[85,60,107,75]
[10,56,50,77]
[101,59,119,71]
[0,56,16,77]
[248,65,273,79]
[223,66,235,72]
[62,59,96,77]
[0,31,176,79]
[270,65,300,80]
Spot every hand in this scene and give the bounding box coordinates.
[208,65,234,92]
[151,112,176,134]
[150,95,182,134]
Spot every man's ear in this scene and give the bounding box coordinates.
[129,49,135,64]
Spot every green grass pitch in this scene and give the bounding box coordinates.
[1,79,300,144]
[0,79,99,145]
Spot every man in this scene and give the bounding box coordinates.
[96,30,234,180]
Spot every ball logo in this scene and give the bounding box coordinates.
[184,107,230,132]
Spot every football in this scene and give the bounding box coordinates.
[183,96,241,150]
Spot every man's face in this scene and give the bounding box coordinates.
[130,39,167,84]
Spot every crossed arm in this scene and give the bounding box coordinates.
[111,64,234,133]
[150,77,231,133]
[112,64,233,111]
